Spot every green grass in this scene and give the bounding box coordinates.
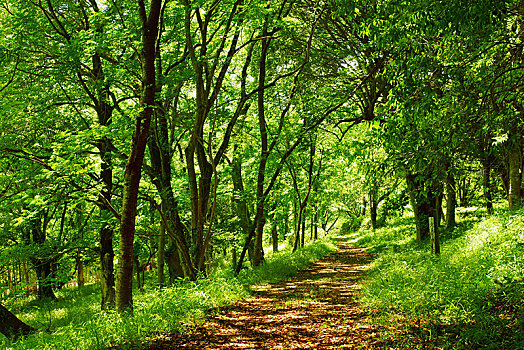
[1,236,336,349]
[355,205,524,349]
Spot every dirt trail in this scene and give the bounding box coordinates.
[147,240,379,349]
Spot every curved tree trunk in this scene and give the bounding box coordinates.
[0,304,36,341]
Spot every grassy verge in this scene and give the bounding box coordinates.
[2,237,336,349]
[355,206,524,349]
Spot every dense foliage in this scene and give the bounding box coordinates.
[0,0,523,347]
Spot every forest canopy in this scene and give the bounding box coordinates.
[0,0,523,345]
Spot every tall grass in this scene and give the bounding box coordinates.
[356,206,524,349]
[2,237,336,349]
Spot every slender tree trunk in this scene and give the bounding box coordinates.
[271,222,278,252]
[446,170,457,229]
[100,225,115,309]
[508,140,522,210]
[313,211,318,240]
[157,220,165,286]
[370,193,378,230]
[253,24,270,267]
[232,248,237,269]
[77,255,84,288]
[284,208,289,241]
[431,195,441,255]
[293,205,304,252]
[482,156,494,214]
[116,0,161,313]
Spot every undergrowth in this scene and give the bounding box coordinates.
[356,205,524,349]
[2,238,336,349]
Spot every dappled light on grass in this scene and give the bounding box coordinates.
[357,208,524,349]
[1,239,337,349]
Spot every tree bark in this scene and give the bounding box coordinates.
[508,140,522,210]
[482,156,494,214]
[253,23,270,267]
[446,170,457,229]
[149,114,195,280]
[98,132,115,310]
[406,174,430,241]
[116,0,162,314]
[231,148,254,264]
[30,213,56,301]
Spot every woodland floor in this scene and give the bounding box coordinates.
[144,239,386,349]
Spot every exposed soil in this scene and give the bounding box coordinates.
[146,239,381,349]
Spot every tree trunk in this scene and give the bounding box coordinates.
[30,213,56,301]
[293,205,304,252]
[253,24,270,268]
[89,10,117,310]
[157,221,165,286]
[149,122,195,280]
[116,1,161,313]
[406,174,430,241]
[232,248,237,270]
[231,149,254,264]
[76,252,84,288]
[0,304,36,340]
[284,209,289,241]
[313,211,318,240]
[431,195,441,255]
[508,140,522,210]
[271,223,278,252]
[100,225,115,310]
[301,214,306,248]
[34,260,55,300]
[165,240,184,284]
[446,171,457,229]
[370,194,378,230]
[482,156,494,214]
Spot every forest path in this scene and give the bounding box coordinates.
[147,238,379,349]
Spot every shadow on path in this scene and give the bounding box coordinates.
[146,240,379,349]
